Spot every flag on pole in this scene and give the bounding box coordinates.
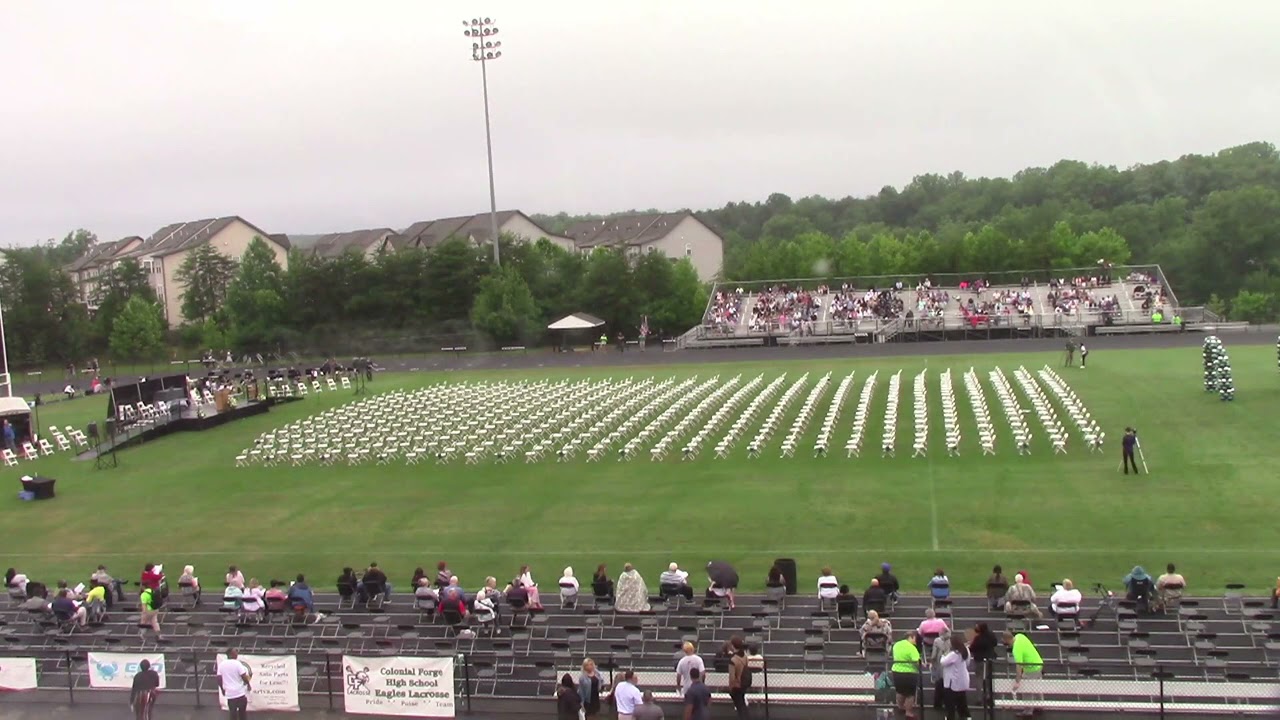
[639,314,649,338]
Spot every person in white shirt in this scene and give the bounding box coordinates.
[218,648,252,720]
[675,641,705,695]
[1050,578,1083,618]
[611,669,643,719]
[817,566,840,600]
[559,567,580,600]
[226,566,246,590]
[659,563,693,601]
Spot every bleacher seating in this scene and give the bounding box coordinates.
[689,266,1182,346]
[3,583,1275,715]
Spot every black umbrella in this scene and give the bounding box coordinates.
[706,561,739,589]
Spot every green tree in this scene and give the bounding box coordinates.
[470,265,540,343]
[578,248,639,334]
[0,248,91,365]
[424,238,485,324]
[108,295,165,361]
[1228,289,1275,323]
[225,237,286,350]
[175,244,238,323]
[92,258,155,341]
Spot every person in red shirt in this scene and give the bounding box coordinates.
[140,563,165,590]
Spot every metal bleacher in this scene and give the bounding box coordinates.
[4,581,1278,715]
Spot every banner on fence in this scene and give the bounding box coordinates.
[86,652,167,689]
[215,653,299,712]
[342,655,454,717]
[0,657,38,691]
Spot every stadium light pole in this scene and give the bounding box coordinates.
[463,17,504,267]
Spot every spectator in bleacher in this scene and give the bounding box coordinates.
[556,673,583,720]
[876,563,900,599]
[5,568,29,597]
[140,563,165,591]
[505,565,542,610]
[986,566,1009,610]
[179,565,201,606]
[675,641,705,696]
[411,567,427,589]
[940,634,972,720]
[706,580,733,610]
[414,577,439,604]
[83,582,107,622]
[1049,579,1082,620]
[435,561,453,589]
[927,626,952,712]
[929,568,950,600]
[765,564,786,590]
[727,637,750,719]
[52,589,87,628]
[473,584,498,629]
[1123,566,1155,611]
[288,574,315,615]
[863,578,888,613]
[1004,631,1043,718]
[615,563,651,612]
[836,585,859,626]
[1270,577,1280,610]
[1155,564,1186,609]
[1003,574,1042,619]
[861,610,893,644]
[360,562,391,601]
[592,564,615,603]
[337,567,359,600]
[225,565,245,590]
[659,562,693,601]
[241,578,266,619]
[918,608,948,638]
[891,630,921,719]
[817,566,840,600]
[559,567,580,601]
[56,579,84,601]
[91,565,125,604]
[577,658,605,720]
[440,575,465,606]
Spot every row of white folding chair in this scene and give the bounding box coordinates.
[963,369,996,456]
[541,380,641,461]
[578,378,668,460]
[815,372,854,456]
[911,370,928,458]
[695,375,764,459]
[780,372,830,458]
[666,375,744,460]
[939,369,961,456]
[614,378,703,460]
[646,375,737,460]
[1014,366,1067,455]
[747,373,809,458]
[1037,366,1104,452]
[989,368,1031,453]
[881,371,902,457]
[846,371,878,457]
[717,375,787,457]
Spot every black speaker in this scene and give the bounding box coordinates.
[87,422,100,442]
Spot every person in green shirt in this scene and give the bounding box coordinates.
[138,586,163,641]
[1004,631,1043,718]
[891,630,921,719]
[1151,309,1163,324]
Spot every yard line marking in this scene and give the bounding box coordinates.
[6,548,1279,558]
[925,360,939,551]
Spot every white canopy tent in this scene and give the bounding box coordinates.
[547,313,606,331]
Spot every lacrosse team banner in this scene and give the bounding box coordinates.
[86,652,167,689]
[216,653,299,712]
[342,655,454,717]
[0,657,38,691]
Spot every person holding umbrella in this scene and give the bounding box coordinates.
[707,561,738,610]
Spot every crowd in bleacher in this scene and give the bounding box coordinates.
[749,284,823,332]
[703,289,745,332]
[829,284,904,324]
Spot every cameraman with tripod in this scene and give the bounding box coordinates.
[1121,427,1145,475]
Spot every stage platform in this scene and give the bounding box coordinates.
[77,397,297,460]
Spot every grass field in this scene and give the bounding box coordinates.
[3,344,1278,598]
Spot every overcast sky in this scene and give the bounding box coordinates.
[3,0,1278,244]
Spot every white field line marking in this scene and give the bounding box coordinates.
[5,548,1278,559]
